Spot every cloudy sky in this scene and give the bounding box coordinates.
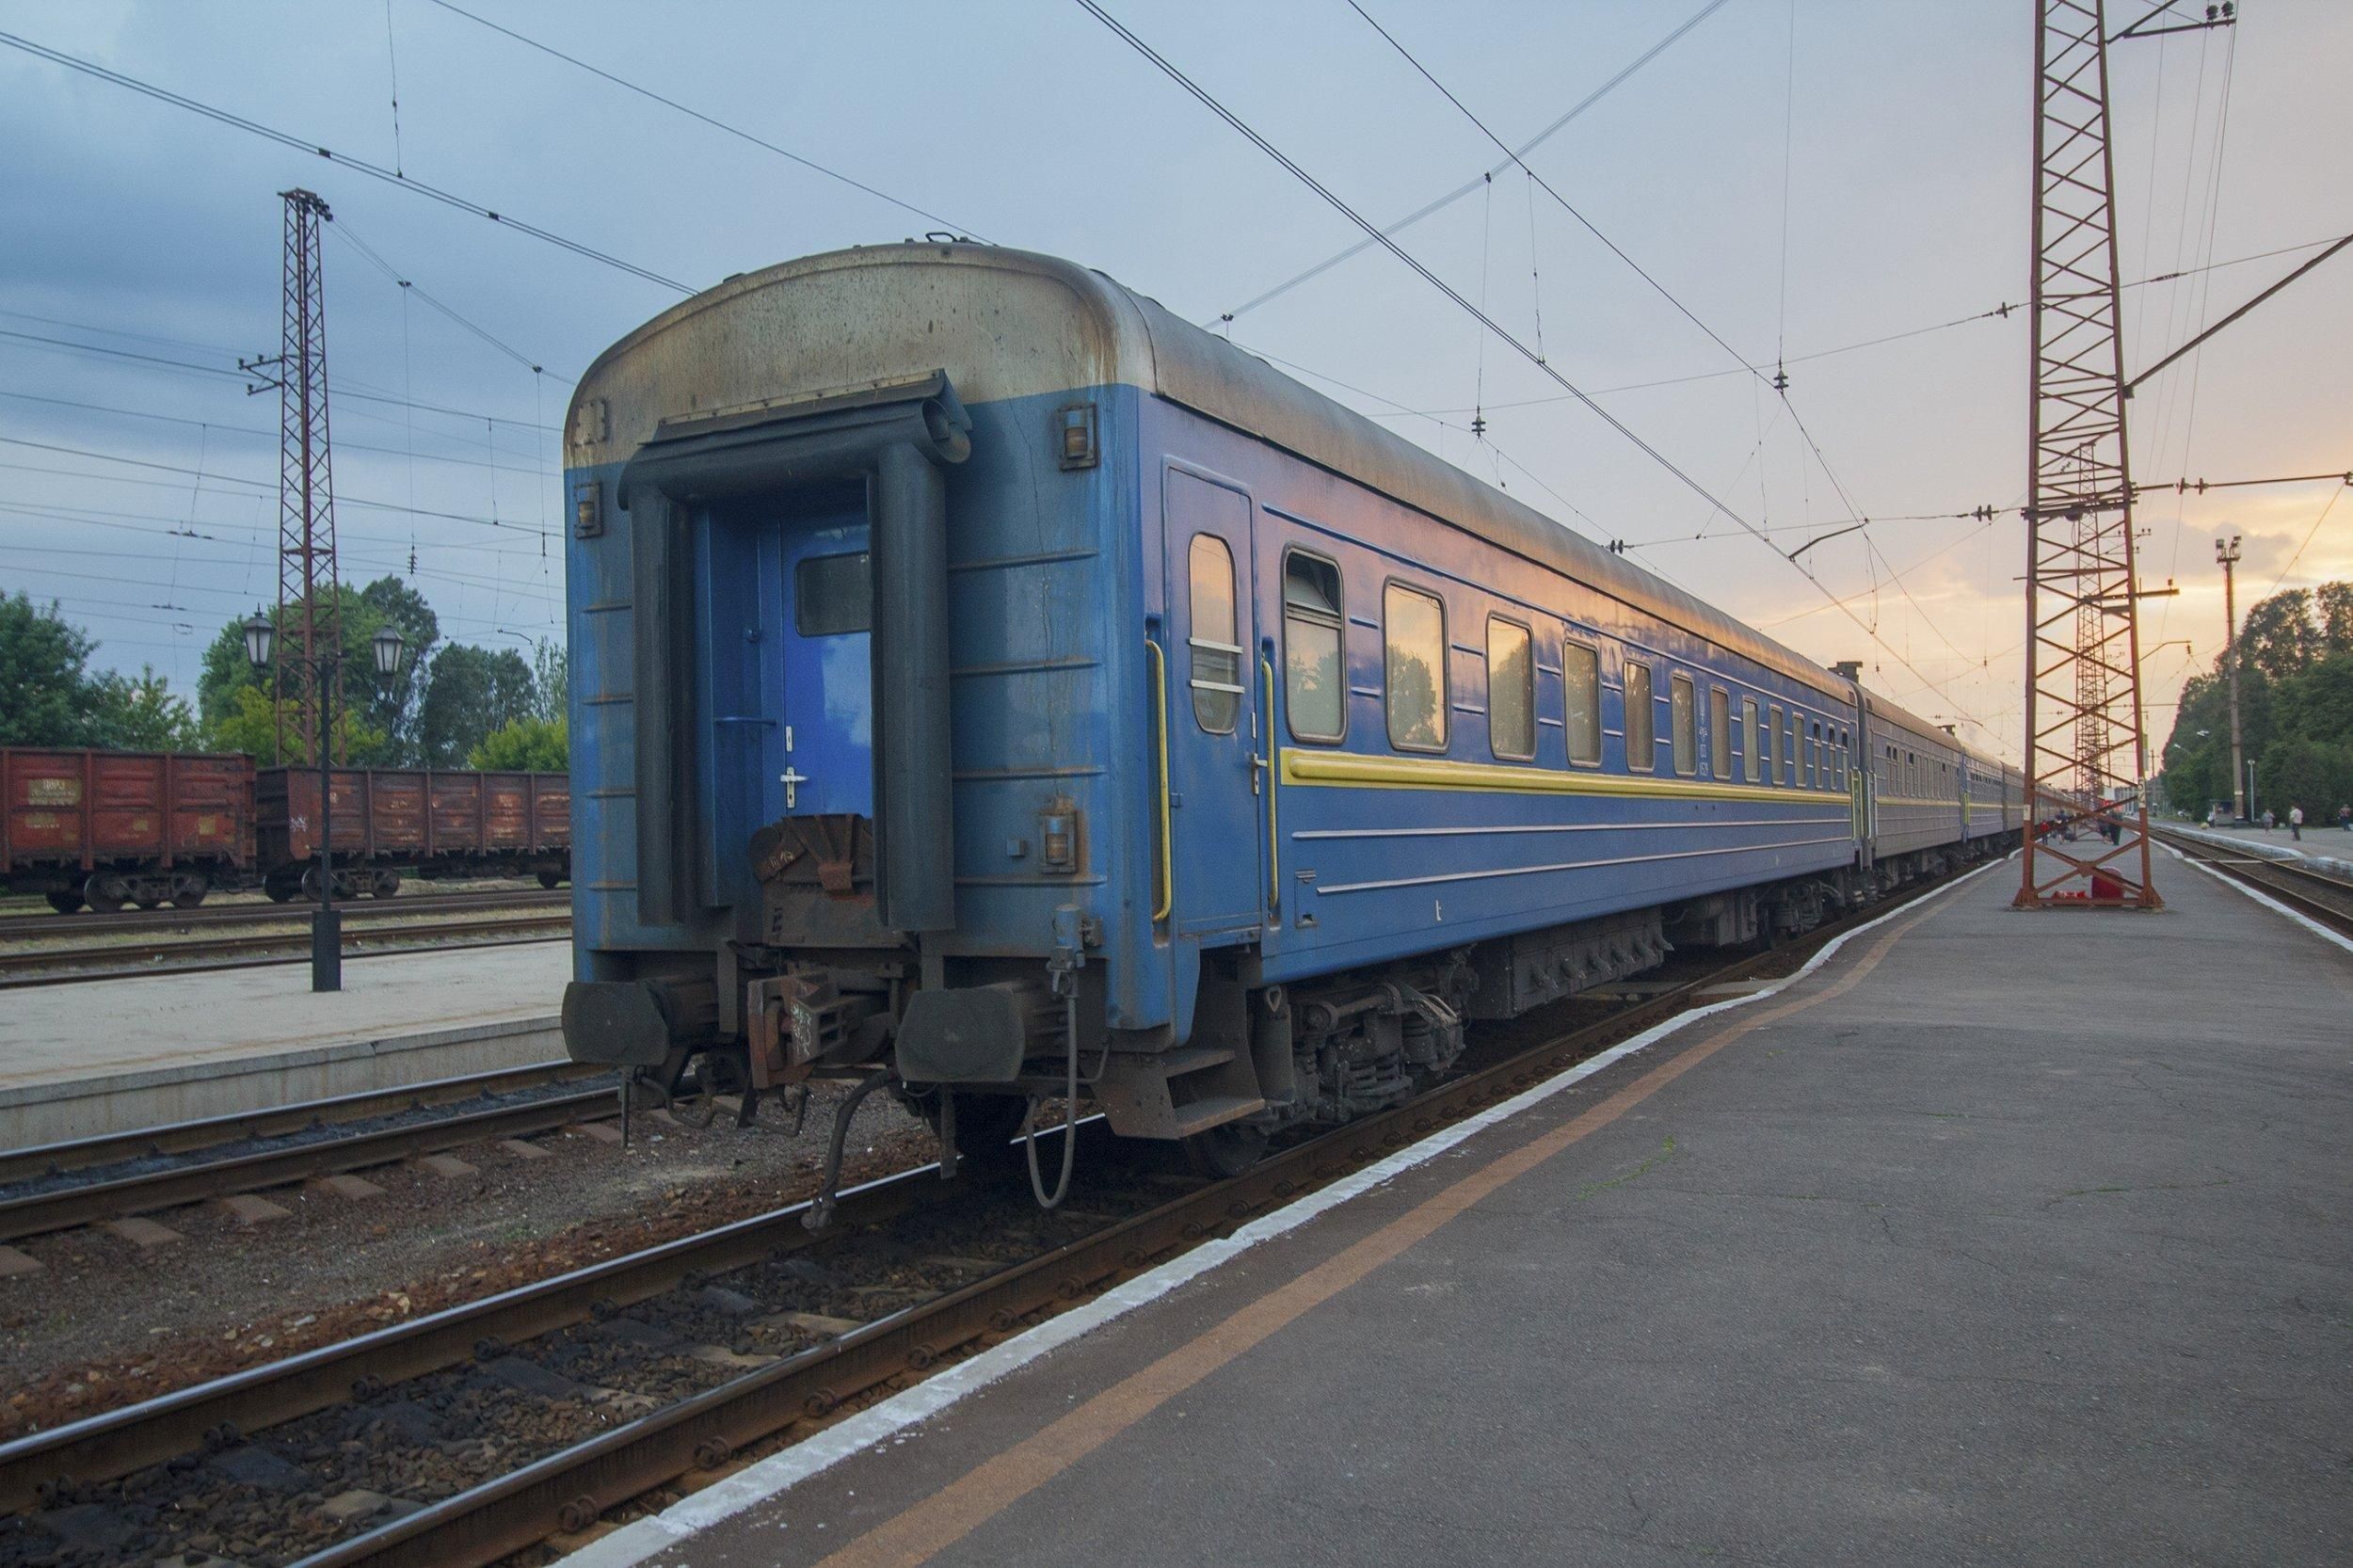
[3,0,2347,760]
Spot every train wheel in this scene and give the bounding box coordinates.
[1184,1120,1270,1179]
[83,873,129,915]
[537,871,563,889]
[44,890,83,915]
[169,875,209,909]
[370,871,401,899]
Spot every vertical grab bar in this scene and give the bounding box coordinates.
[1146,638,1175,923]
[1260,653,1280,919]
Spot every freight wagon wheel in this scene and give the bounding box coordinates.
[82,873,129,915]
[168,875,208,909]
[537,871,563,889]
[1184,1120,1269,1179]
[44,890,83,915]
[370,871,401,899]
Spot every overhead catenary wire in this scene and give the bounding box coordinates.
[0,28,694,294]
[1211,0,1734,328]
[1077,0,1984,725]
[424,0,989,243]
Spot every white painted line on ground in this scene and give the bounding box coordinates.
[557,855,2010,1568]
[2163,843,2353,958]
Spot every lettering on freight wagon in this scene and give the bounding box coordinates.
[26,778,79,806]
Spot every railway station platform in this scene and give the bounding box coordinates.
[0,942,569,1148]
[566,853,2353,1568]
[2169,818,2353,879]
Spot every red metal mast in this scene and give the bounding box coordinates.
[271,188,341,766]
[2016,0,2159,909]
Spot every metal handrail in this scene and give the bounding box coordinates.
[1261,652,1280,917]
[1146,638,1174,922]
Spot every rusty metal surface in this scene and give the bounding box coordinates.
[0,748,253,875]
[565,244,1849,700]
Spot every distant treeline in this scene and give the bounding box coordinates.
[2159,581,2353,819]
[0,577,568,771]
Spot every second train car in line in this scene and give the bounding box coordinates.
[557,244,2022,1182]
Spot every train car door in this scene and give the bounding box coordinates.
[774,523,878,822]
[1160,466,1266,938]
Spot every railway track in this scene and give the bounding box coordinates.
[0,1060,608,1190]
[0,916,571,987]
[0,1083,619,1246]
[0,859,1990,1568]
[2153,825,2353,936]
[0,888,568,943]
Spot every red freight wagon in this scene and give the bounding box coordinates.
[256,767,570,899]
[0,748,255,911]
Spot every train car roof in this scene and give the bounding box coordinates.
[572,243,1856,697]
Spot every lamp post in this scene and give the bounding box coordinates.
[245,612,407,992]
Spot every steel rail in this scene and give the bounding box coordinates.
[2150,826,2353,936]
[0,1060,600,1187]
[0,1086,616,1246]
[0,1152,969,1514]
[296,901,1883,1568]
[0,919,570,987]
[0,888,567,942]
[0,859,1981,1552]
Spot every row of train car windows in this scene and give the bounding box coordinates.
[1201,540,1853,790]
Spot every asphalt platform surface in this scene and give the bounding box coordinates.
[589,853,2353,1568]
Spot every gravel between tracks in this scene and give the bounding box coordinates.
[0,1083,931,1446]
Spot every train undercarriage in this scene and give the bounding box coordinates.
[613,834,2008,1212]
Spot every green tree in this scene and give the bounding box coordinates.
[360,577,440,760]
[469,713,568,771]
[416,643,536,766]
[2256,737,2353,824]
[207,684,386,765]
[2317,582,2353,655]
[0,594,200,749]
[198,577,429,761]
[2236,588,2323,684]
[530,638,568,723]
[93,666,200,751]
[0,592,104,745]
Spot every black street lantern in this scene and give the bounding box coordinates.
[244,611,404,994]
[371,623,407,681]
[242,611,276,672]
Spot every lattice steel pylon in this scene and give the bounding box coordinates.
[271,187,340,766]
[2015,0,2159,910]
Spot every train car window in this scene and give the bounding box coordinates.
[1766,704,1783,784]
[1563,641,1602,766]
[1741,697,1760,782]
[1810,720,1823,788]
[1625,662,1655,772]
[1282,551,1345,744]
[1384,582,1449,751]
[1710,687,1732,780]
[1486,616,1534,761]
[1670,674,1697,776]
[794,552,872,636]
[1187,533,1242,735]
[1785,710,1801,790]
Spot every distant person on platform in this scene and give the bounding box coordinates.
[2263,809,2276,832]
[2339,804,2350,832]
[2289,804,2304,840]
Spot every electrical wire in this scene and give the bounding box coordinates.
[0,28,693,293]
[425,0,989,243]
[1212,0,1733,327]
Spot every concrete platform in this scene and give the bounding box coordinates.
[0,942,568,1148]
[568,856,2353,1568]
[2169,819,2353,879]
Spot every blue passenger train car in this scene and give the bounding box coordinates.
[558,244,2016,1179]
